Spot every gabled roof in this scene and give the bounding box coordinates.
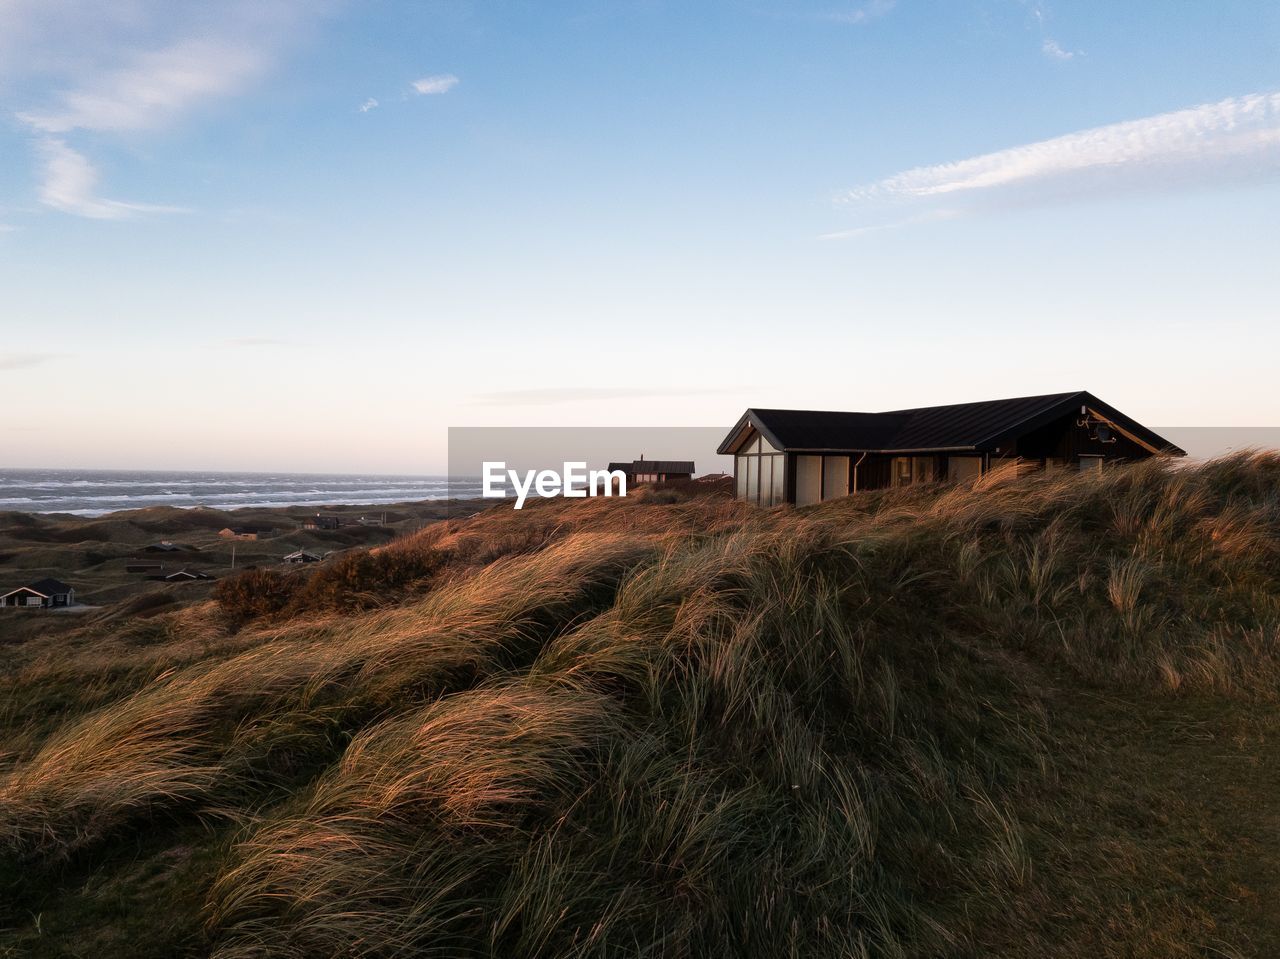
[607,460,696,474]
[3,577,74,598]
[718,391,1185,456]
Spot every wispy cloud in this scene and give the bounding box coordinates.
[826,0,897,25]
[412,74,459,96]
[1041,38,1077,61]
[17,38,265,134]
[359,97,379,113]
[835,91,1280,227]
[469,387,731,406]
[820,208,961,240]
[0,353,67,372]
[5,1,323,218]
[34,140,187,219]
[1021,0,1081,61]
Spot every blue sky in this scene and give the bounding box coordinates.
[1,0,1278,472]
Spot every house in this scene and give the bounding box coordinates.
[282,548,323,565]
[300,515,343,531]
[718,391,1185,507]
[149,569,214,582]
[1,578,75,609]
[219,526,273,541]
[126,560,166,574]
[141,541,188,553]
[605,457,696,485]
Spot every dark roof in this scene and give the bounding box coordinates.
[26,578,73,596]
[719,391,1184,456]
[608,460,696,474]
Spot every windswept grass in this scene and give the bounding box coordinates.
[3,453,1280,957]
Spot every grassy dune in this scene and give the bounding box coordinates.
[2,457,1280,957]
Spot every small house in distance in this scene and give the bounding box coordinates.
[300,515,343,531]
[219,526,273,541]
[150,569,214,582]
[283,548,324,565]
[719,391,1184,507]
[2,578,75,609]
[605,457,696,485]
[141,541,193,553]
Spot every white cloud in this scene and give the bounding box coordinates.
[412,74,459,96]
[359,97,379,113]
[827,0,897,25]
[5,1,324,218]
[17,38,265,134]
[1041,38,1076,61]
[35,139,187,219]
[820,208,961,240]
[839,91,1280,209]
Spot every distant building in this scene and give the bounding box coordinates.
[605,457,696,485]
[141,541,188,553]
[282,548,324,565]
[1,578,75,609]
[126,560,166,574]
[219,526,272,541]
[149,569,214,582]
[300,515,343,531]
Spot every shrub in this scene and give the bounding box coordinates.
[214,568,300,624]
[287,544,444,613]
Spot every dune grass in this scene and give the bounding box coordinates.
[2,454,1280,957]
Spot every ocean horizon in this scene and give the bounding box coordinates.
[0,468,482,516]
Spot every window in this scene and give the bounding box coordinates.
[893,457,912,487]
[893,456,939,486]
[736,429,786,505]
[948,456,982,482]
[1079,455,1103,474]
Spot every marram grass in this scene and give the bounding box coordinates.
[3,453,1280,957]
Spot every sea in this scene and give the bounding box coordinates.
[0,469,482,517]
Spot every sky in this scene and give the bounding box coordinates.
[1,0,1278,473]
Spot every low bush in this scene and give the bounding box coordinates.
[214,568,300,624]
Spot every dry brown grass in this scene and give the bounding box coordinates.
[3,453,1280,957]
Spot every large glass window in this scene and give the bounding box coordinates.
[735,429,786,505]
[771,455,786,504]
